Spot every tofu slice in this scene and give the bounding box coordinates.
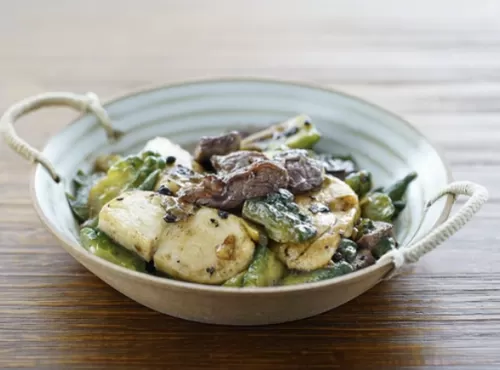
[271,176,359,271]
[98,189,257,284]
[271,211,340,271]
[142,137,194,169]
[154,207,256,284]
[98,191,166,261]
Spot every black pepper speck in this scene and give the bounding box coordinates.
[218,210,229,219]
[309,203,330,214]
[332,252,343,262]
[206,266,215,275]
[158,185,173,196]
[116,197,124,201]
[304,120,311,127]
[210,218,219,227]
[176,165,194,176]
[166,156,176,165]
[163,213,177,223]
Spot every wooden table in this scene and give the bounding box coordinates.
[1,1,499,368]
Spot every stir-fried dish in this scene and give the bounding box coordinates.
[67,115,417,287]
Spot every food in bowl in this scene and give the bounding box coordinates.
[1,80,487,324]
[67,114,417,287]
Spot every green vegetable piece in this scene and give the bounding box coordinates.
[140,150,159,158]
[242,245,286,287]
[345,170,372,198]
[155,157,167,169]
[354,218,376,240]
[94,154,122,173]
[88,156,143,216]
[242,189,317,244]
[125,156,165,191]
[281,261,354,285]
[337,238,358,263]
[143,156,157,168]
[333,261,355,275]
[66,170,104,222]
[80,228,146,272]
[392,200,407,220]
[88,152,165,216]
[67,193,86,221]
[124,167,152,190]
[384,171,418,202]
[360,192,395,222]
[223,271,246,287]
[285,120,321,149]
[371,237,397,259]
[241,115,321,151]
[137,169,161,191]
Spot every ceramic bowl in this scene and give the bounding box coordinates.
[1,78,488,325]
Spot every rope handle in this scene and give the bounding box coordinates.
[379,181,488,279]
[0,92,122,183]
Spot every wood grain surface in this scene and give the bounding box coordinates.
[1,1,500,368]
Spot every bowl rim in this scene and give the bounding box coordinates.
[29,76,454,294]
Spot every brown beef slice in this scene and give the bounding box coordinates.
[179,160,289,210]
[357,221,394,250]
[274,149,324,194]
[194,131,242,163]
[211,150,267,173]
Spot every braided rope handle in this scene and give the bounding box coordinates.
[379,181,488,279]
[0,92,122,183]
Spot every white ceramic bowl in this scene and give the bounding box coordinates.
[1,78,488,325]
